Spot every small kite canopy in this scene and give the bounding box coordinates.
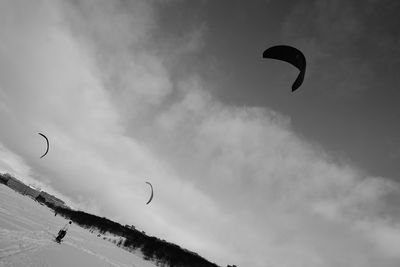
[145,182,154,205]
[262,45,306,92]
[38,133,49,158]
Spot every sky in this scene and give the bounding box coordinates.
[0,0,400,266]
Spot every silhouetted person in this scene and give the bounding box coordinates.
[56,221,72,243]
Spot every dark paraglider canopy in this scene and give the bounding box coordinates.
[38,133,49,158]
[262,45,306,92]
[145,181,154,205]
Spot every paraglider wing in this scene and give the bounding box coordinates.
[262,45,306,91]
[145,182,154,205]
[38,133,49,158]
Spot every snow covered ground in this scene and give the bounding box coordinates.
[0,185,157,267]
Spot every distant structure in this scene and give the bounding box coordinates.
[29,184,41,191]
[37,191,67,208]
[0,172,67,208]
[24,185,41,199]
[6,176,25,192]
[3,174,40,199]
[125,225,136,230]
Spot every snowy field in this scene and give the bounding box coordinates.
[0,185,157,267]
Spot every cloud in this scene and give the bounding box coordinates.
[0,1,400,266]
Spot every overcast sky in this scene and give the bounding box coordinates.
[1,0,400,266]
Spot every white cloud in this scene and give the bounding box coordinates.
[0,1,399,267]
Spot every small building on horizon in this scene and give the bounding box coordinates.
[5,175,41,199]
[38,191,67,208]
[125,225,136,230]
[1,173,66,207]
[24,185,41,199]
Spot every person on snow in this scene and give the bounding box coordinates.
[56,221,72,242]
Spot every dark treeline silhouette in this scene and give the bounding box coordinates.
[53,206,220,267]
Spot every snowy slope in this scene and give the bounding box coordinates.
[0,185,157,267]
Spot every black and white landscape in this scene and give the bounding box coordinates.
[1,1,400,267]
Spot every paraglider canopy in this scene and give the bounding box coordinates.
[145,182,154,205]
[38,133,49,158]
[262,45,306,92]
